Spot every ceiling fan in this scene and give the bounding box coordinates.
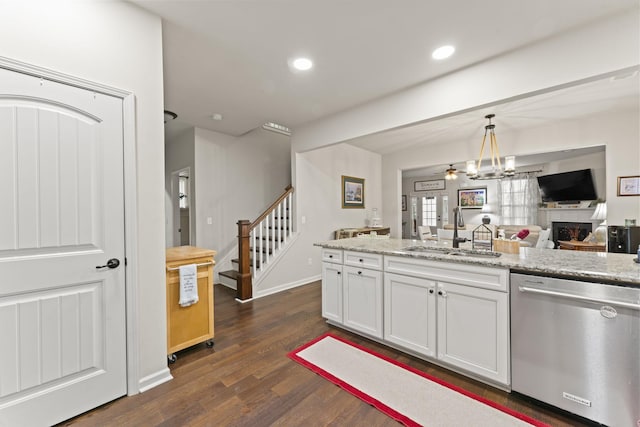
[444,164,459,180]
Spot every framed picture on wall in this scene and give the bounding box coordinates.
[414,179,445,191]
[342,175,365,208]
[617,175,640,196]
[458,187,486,209]
[402,195,407,211]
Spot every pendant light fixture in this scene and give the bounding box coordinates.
[466,114,515,180]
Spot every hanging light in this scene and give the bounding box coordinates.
[444,164,458,180]
[466,114,515,180]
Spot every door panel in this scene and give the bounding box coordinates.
[0,67,126,426]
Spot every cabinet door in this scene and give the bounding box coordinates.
[343,265,383,338]
[436,282,509,385]
[384,273,436,357]
[321,262,343,323]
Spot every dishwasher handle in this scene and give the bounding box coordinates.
[518,286,640,311]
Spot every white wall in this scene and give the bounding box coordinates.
[254,143,383,297]
[0,1,168,390]
[192,127,291,274]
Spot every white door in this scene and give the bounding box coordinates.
[0,68,127,426]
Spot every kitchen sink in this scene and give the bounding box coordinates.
[447,250,502,258]
[402,246,452,254]
[402,246,501,258]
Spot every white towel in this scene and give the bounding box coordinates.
[178,264,199,307]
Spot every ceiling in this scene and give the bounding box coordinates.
[130,0,639,145]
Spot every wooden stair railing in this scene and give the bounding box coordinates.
[237,185,294,300]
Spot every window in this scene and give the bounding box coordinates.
[498,177,539,225]
[421,196,437,226]
[178,175,189,209]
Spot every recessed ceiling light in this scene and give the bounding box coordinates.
[432,45,455,60]
[211,113,223,121]
[292,57,313,71]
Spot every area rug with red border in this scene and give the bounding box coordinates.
[288,333,549,427]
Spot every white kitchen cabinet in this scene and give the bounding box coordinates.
[383,255,510,386]
[436,281,509,385]
[321,249,343,323]
[321,262,343,323]
[384,272,436,357]
[342,264,383,338]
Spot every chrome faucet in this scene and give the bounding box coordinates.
[452,207,467,249]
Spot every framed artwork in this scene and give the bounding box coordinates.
[342,175,365,208]
[617,175,640,196]
[414,179,445,191]
[458,187,487,209]
[402,195,407,211]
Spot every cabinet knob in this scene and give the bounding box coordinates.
[357,271,362,275]
[359,259,363,262]
[438,290,447,297]
[329,254,333,258]
[337,271,341,275]
[429,289,434,294]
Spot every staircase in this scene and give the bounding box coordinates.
[219,185,294,300]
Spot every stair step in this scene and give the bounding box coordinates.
[250,247,273,255]
[232,258,260,269]
[218,270,238,289]
[219,270,239,280]
[258,237,285,242]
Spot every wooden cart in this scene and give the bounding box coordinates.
[165,246,216,363]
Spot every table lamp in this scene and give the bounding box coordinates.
[591,202,607,244]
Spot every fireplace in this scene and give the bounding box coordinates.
[552,222,592,247]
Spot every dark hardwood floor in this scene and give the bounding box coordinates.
[61,281,591,427]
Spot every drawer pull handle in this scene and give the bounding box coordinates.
[329,255,333,258]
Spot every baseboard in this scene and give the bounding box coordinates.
[137,367,173,393]
[253,274,321,299]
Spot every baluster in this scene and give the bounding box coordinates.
[259,219,263,272]
[277,202,282,251]
[251,228,256,275]
[265,215,270,265]
[287,193,292,240]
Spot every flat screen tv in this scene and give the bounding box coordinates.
[537,169,597,203]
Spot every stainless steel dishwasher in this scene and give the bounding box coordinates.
[510,273,640,427]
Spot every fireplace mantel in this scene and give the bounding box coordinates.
[538,207,599,230]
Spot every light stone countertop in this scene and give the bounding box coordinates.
[314,237,640,286]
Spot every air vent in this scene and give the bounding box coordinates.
[262,122,291,136]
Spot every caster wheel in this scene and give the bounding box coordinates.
[206,339,214,348]
[168,354,177,364]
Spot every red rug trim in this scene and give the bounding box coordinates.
[288,332,549,427]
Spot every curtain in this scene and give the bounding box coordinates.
[498,175,540,225]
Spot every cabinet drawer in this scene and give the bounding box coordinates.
[322,248,343,264]
[344,251,383,270]
[384,255,508,292]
